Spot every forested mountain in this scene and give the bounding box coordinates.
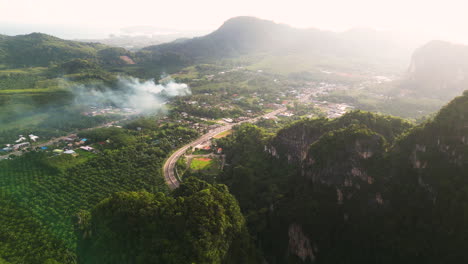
[0,33,133,67]
[141,16,427,70]
[75,178,258,264]
[212,91,468,263]
[75,91,468,263]
[401,40,468,99]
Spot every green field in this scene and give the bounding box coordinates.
[213,130,232,138]
[190,157,221,174]
[0,87,67,94]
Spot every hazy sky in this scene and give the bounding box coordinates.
[1,0,468,42]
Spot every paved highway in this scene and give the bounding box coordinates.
[163,107,287,189]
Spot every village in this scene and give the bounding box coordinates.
[0,80,354,159]
[0,66,394,161]
[0,132,100,158]
[81,106,140,117]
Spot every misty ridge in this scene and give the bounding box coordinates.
[70,76,191,112]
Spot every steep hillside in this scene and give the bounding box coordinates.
[391,90,468,191]
[75,178,258,264]
[401,40,468,99]
[271,111,412,163]
[216,91,468,263]
[303,125,385,185]
[141,17,298,61]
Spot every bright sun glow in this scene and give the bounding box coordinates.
[1,0,468,43]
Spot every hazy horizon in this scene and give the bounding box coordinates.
[1,0,468,44]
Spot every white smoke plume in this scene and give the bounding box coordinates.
[72,76,191,111]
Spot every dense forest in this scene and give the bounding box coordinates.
[62,92,468,263]
[0,122,198,263]
[75,178,259,264]
[212,92,468,263]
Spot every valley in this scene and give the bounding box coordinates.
[1,13,468,264]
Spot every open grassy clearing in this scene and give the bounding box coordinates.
[189,157,221,174]
[0,67,48,75]
[45,149,97,171]
[0,87,67,94]
[213,129,232,139]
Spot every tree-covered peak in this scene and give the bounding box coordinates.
[432,90,468,128]
[75,178,255,264]
[13,32,61,42]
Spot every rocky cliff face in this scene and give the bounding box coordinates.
[391,91,468,191]
[270,111,410,165]
[402,40,468,99]
[271,118,331,163]
[288,223,316,262]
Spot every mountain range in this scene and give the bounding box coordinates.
[141,16,429,72]
[3,17,468,105]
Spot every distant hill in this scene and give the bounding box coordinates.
[0,33,135,67]
[141,17,292,60]
[401,40,468,99]
[141,16,429,72]
[75,34,203,51]
[0,18,430,74]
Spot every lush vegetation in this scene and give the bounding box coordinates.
[189,157,222,176]
[210,94,468,263]
[75,178,258,264]
[0,33,133,68]
[0,122,198,263]
[2,16,468,264]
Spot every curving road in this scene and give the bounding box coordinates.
[163,107,287,189]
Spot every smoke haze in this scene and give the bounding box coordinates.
[72,76,191,112]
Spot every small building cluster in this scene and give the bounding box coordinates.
[48,136,98,157]
[82,106,138,117]
[1,134,39,153]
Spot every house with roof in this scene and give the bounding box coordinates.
[53,149,64,154]
[202,146,211,150]
[80,146,94,151]
[1,147,12,152]
[29,134,39,142]
[15,136,26,143]
[13,142,30,150]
